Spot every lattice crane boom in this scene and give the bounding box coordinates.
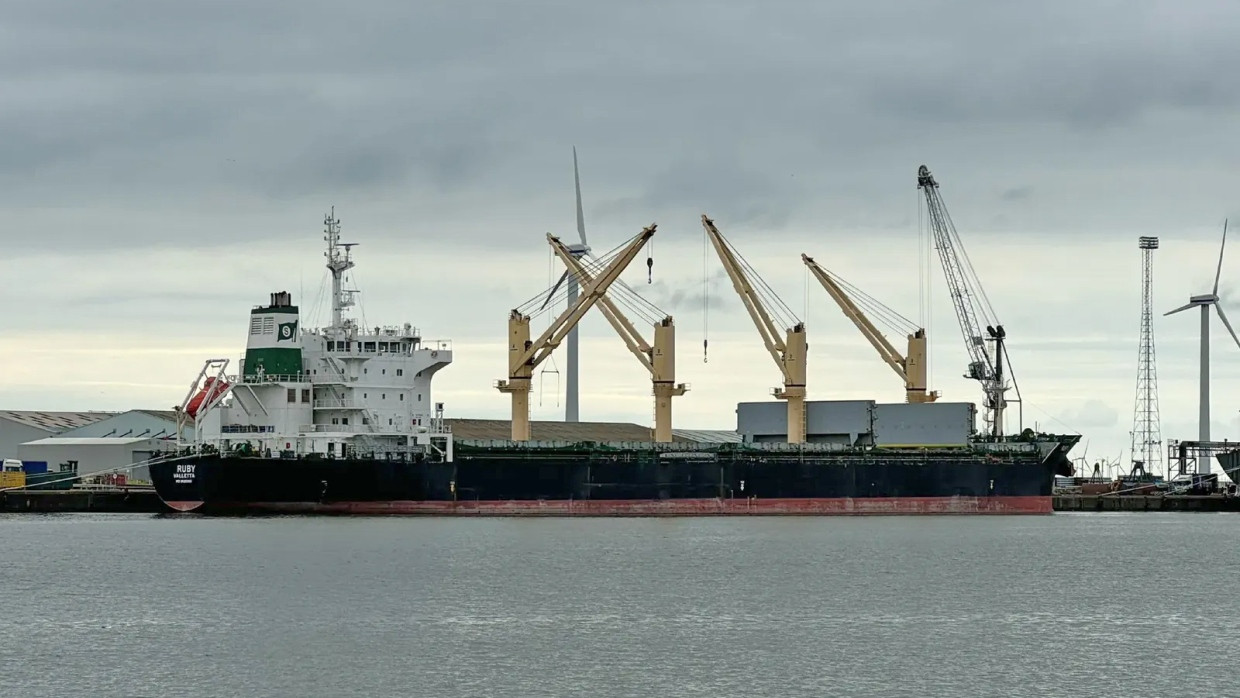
[917,165,1009,436]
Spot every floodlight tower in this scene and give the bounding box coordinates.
[1131,236,1163,477]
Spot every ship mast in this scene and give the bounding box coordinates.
[323,207,357,333]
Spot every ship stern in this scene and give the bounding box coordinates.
[149,453,211,512]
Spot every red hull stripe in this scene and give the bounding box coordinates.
[167,496,1051,516]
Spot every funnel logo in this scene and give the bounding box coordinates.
[277,321,298,342]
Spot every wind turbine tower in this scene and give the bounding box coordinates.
[1165,220,1240,474]
[563,147,591,422]
[1131,236,1163,476]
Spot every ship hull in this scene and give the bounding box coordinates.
[150,448,1058,516]
[159,496,1050,516]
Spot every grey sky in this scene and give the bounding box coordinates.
[4,0,1240,474]
[6,1,1240,250]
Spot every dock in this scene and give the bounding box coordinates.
[1053,493,1240,512]
[0,488,164,513]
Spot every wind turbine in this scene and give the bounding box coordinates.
[563,147,592,422]
[1165,219,1240,468]
[541,147,592,422]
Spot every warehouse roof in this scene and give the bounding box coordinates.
[131,409,180,422]
[0,411,117,433]
[446,419,656,442]
[672,428,743,444]
[21,437,170,446]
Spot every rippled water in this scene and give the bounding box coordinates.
[4,513,1235,697]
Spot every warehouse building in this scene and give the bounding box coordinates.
[1,409,186,484]
[0,411,115,460]
[58,409,184,440]
[17,437,168,482]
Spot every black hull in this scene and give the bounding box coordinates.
[150,447,1060,516]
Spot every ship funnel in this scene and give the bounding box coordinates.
[243,292,303,379]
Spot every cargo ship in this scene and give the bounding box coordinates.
[149,210,1078,515]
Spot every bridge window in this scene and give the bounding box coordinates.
[287,389,296,403]
[396,369,403,377]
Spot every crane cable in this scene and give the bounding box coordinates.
[702,221,709,363]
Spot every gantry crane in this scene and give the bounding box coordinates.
[917,165,1009,437]
[549,236,687,442]
[496,225,656,441]
[801,254,939,404]
[701,215,807,443]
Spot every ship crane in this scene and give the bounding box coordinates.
[917,165,1011,437]
[549,236,687,442]
[801,254,939,404]
[496,225,657,442]
[701,215,808,443]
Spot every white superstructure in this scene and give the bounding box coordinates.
[176,210,454,462]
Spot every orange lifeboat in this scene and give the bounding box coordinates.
[186,377,231,418]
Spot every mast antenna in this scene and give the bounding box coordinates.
[1131,236,1163,477]
[324,207,358,333]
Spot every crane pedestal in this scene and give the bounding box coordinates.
[496,378,532,442]
[904,331,938,403]
[497,311,534,442]
[651,318,688,443]
[773,325,808,444]
[773,387,806,444]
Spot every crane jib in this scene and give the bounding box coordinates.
[918,165,1011,437]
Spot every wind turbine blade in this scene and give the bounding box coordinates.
[573,146,587,247]
[541,269,570,310]
[1214,218,1228,295]
[1165,302,1196,316]
[1217,304,1240,352]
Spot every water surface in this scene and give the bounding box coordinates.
[4,513,1233,697]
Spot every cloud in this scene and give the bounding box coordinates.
[644,269,731,316]
[3,1,1239,257]
[1057,400,1121,431]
